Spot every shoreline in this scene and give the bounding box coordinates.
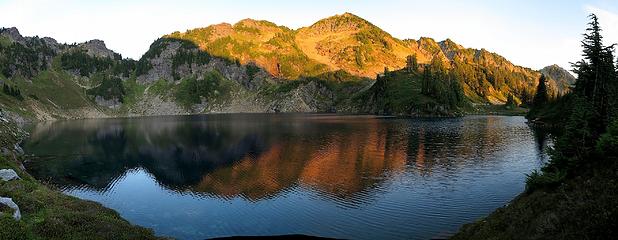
[13,105,526,124]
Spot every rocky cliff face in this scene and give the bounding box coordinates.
[136,38,273,89]
[78,40,118,59]
[0,28,26,45]
[541,64,576,96]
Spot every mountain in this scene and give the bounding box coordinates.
[295,13,413,77]
[163,19,326,80]
[0,26,357,120]
[162,13,568,105]
[162,13,444,79]
[0,27,121,119]
[541,64,576,96]
[0,13,574,120]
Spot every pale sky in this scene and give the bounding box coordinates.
[1,0,617,72]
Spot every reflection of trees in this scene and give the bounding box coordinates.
[196,119,409,201]
[299,121,407,199]
[531,126,551,164]
[24,115,533,202]
[26,117,269,192]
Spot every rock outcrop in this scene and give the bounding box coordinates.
[541,64,576,96]
[0,27,26,44]
[136,38,272,89]
[78,39,118,59]
[0,169,20,181]
[0,197,21,221]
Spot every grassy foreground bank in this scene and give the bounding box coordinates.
[452,158,618,239]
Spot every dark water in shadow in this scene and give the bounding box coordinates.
[23,114,548,240]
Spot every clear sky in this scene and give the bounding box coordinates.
[1,0,616,71]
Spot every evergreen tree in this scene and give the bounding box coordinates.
[547,96,597,173]
[419,58,464,108]
[505,93,517,109]
[533,74,549,107]
[447,71,465,108]
[572,14,617,129]
[540,14,617,178]
[406,54,418,73]
[372,74,389,114]
[422,65,431,95]
[2,84,23,100]
[424,57,447,100]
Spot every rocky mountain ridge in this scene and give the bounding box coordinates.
[164,13,572,104]
[0,13,575,121]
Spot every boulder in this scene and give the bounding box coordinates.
[0,197,21,221]
[0,169,20,181]
[13,144,24,155]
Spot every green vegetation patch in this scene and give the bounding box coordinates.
[175,71,231,108]
[0,38,53,78]
[60,50,113,77]
[17,70,93,109]
[121,76,146,108]
[147,79,174,98]
[86,75,125,102]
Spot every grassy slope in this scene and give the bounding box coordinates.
[347,71,425,114]
[166,20,330,80]
[0,68,111,120]
[452,159,618,240]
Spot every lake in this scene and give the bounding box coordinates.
[23,114,549,240]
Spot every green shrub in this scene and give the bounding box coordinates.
[245,64,260,81]
[525,170,567,193]
[596,120,618,159]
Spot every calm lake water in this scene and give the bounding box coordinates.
[23,114,549,240]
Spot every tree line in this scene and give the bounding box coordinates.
[60,50,114,77]
[420,56,466,108]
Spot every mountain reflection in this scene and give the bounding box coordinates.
[25,114,525,201]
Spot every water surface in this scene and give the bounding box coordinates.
[24,114,548,240]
